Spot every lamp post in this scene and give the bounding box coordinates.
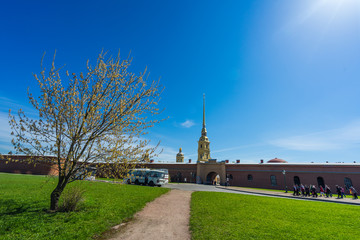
[282,170,287,193]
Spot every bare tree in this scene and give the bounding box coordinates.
[9,51,163,211]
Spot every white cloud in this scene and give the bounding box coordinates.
[212,143,265,154]
[270,121,360,151]
[0,111,13,153]
[180,120,195,128]
[152,145,197,163]
[0,96,37,117]
[0,96,39,154]
[152,145,179,163]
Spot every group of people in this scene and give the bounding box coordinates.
[292,184,358,199]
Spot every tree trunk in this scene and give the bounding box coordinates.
[50,186,64,211]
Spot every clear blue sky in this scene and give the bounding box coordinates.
[1,0,360,163]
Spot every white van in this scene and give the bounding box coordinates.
[147,170,168,187]
[125,169,149,185]
[125,169,168,187]
[74,167,97,181]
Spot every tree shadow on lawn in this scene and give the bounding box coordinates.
[1,198,90,217]
[0,199,48,216]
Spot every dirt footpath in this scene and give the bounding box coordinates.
[109,189,192,240]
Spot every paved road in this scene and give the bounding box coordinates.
[164,183,242,193]
[165,183,275,197]
[164,183,360,205]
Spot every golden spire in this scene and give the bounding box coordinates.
[198,93,210,162]
[201,94,207,137]
[203,93,205,128]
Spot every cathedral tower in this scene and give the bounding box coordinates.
[176,148,184,162]
[197,94,211,162]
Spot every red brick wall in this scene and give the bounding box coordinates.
[0,156,58,176]
[226,163,360,191]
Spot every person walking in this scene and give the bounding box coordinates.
[319,185,325,197]
[293,185,297,196]
[336,185,341,199]
[305,185,310,197]
[296,184,300,196]
[341,187,346,198]
[301,184,305,197]
[325,185,332,198]
[350,186,358,199]
[311,185,318,197]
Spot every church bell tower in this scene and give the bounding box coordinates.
[197,94,211,162]
[176,148,185,162]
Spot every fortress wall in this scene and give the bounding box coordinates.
[0,156,58,176]
[226,164,360,191]
[2,154,360,193]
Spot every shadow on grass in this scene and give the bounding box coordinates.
[0,199,48,216]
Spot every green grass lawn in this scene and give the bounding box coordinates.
[0,173,169,240]
[190,192,360,240]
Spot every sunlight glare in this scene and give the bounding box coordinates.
[302,0,360,23]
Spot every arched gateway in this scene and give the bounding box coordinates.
[196,159,226,185]
[206,172,220,185]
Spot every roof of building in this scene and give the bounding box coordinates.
[267,158,288,163]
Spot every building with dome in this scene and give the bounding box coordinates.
[176,148,184,163]
[267,158,288,163]
[2,95,360,191]
[146,95,360,190]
